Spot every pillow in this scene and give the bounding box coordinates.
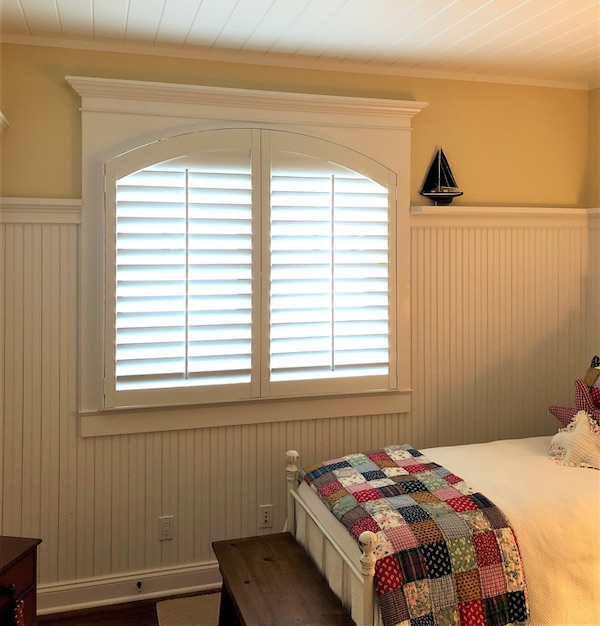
[548,379,600,427]
[584,355,600,408]
[549,410,600,470]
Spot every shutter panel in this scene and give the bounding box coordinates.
[115,166,187,389]
[269,150,390,386]
[113,148,253,396]
[186,160,253,385]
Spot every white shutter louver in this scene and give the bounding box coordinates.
[269,150,390,386]
[113,149,253,394]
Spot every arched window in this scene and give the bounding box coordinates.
[104,129,397,409]
[68,77,425,434]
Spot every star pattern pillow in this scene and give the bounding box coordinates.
[548,379,600,428]
[549,410,600,469]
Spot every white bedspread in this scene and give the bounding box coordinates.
[422,436,600,626]
[297,436,600,626]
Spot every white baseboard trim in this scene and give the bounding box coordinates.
[37,560,222,615]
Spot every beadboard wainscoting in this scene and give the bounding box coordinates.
[588,209,600,347]
[0,199,593,613]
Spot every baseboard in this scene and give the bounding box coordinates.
[37,560,222,615]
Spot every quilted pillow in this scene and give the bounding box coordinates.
[549,410,600,469]
[548,379,600,427]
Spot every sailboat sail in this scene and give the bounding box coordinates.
[420,147,463,205]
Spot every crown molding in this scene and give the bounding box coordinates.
[66,76,428,130]
[2,35,593,91]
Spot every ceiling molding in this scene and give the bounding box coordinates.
[2,35,592,92]
[3,0,598,90]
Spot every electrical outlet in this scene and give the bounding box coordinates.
[159,515,174,541]
[259,504,273,529]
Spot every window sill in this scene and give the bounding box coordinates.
[79,389,412,437]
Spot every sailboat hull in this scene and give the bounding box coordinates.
[421,190,463,205]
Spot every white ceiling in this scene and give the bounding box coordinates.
[1,0,599,89]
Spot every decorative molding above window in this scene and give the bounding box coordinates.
[65,76,427,129]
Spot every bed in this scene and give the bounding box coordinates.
[285,436,600,626]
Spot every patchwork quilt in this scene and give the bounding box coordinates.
[302,444,529,626]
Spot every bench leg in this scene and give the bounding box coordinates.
[219,584,242,626]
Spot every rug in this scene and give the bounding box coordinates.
[156,592,220,626]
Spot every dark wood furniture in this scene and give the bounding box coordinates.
[212,532,353,626]
[0,537,42,626]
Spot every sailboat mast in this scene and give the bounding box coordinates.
[437,147,441,191]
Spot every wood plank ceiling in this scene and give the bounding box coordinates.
[1,0,599,89]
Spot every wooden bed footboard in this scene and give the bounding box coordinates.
[285,449,379,626]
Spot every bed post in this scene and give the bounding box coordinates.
[285,449,300,535]
[358,530,377,626]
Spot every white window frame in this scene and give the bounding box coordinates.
[68,76,427,436]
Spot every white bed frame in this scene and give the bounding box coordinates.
[285,449,379,626]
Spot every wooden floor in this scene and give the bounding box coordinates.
[38,599,159,626]
[38,592,213,626]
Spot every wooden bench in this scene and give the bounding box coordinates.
[212,532,354,626]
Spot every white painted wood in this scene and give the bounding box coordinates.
[3,0,599,88]
[183,0,240,45]
[411,211,587,448]
[588,209,600,349]
[358,532,377,626]
[15,0,61,37]
[91,0,129,41]
[68,77,421,434]
[125,0,169,42]
[0,198,81,224]
[285,450,299,534]
[65,76,427,128]
[80,390,411,437]
[0,200,595,615]
[3,224,23,537]
[55,0,93,38]
[37,560,221,615]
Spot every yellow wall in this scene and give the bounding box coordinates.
[0,43,593,207]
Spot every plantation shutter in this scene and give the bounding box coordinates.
[105,137,257,408]
[265,134,396,397]
[104,129,396,409]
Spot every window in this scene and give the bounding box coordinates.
[68,77,424,434]
[104,129,397,409]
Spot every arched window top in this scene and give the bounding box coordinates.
[105,128,397,409]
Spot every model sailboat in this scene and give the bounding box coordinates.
[420,147,463,205]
